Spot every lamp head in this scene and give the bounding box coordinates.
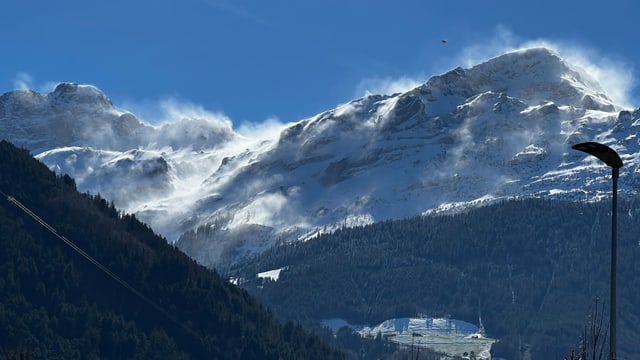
[572,142,623,168]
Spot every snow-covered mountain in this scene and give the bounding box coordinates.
[2,47,639,267]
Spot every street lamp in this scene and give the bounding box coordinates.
[571,141,623,360]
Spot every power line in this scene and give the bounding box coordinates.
[1,190,202,343]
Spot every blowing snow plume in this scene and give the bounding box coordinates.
[2,46,640,267]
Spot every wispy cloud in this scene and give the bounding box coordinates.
[454,25,520,68]
[454,26,637,108]
[13,72,33,90]
[203,0,268,26]
[547,44,636,108]
[156,98,233,128]
[12,72,58,94]
[236,116,289,140]
[354,76,424,97]
[121,97,232,128]
[352,26,637,108]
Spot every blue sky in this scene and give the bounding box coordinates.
[2,0,638,128]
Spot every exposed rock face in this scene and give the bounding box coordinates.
[1,47,639,267]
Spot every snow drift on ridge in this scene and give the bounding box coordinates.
[1,47,639,267]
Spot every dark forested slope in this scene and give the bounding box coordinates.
[233,197,640,360]
[0,140,343,359]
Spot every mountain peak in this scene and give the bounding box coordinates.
[425,46,614,111]
[0,83,145,152]
[48,82,114,109]
[3,48,637,267]
[484,46,561,67]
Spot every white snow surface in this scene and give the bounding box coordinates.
[2,47,640,267]
[323,317,495,359]
[257,267,286,282]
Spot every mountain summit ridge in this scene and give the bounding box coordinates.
[1,47,638,267]
[425,47,614,112]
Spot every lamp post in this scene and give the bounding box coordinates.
[571,141,623,360]
[411,332,422,360]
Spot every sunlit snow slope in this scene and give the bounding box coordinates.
[2,47,639,267]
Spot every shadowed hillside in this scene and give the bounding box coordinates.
[233,197,640,359]
[0,140,343,359]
